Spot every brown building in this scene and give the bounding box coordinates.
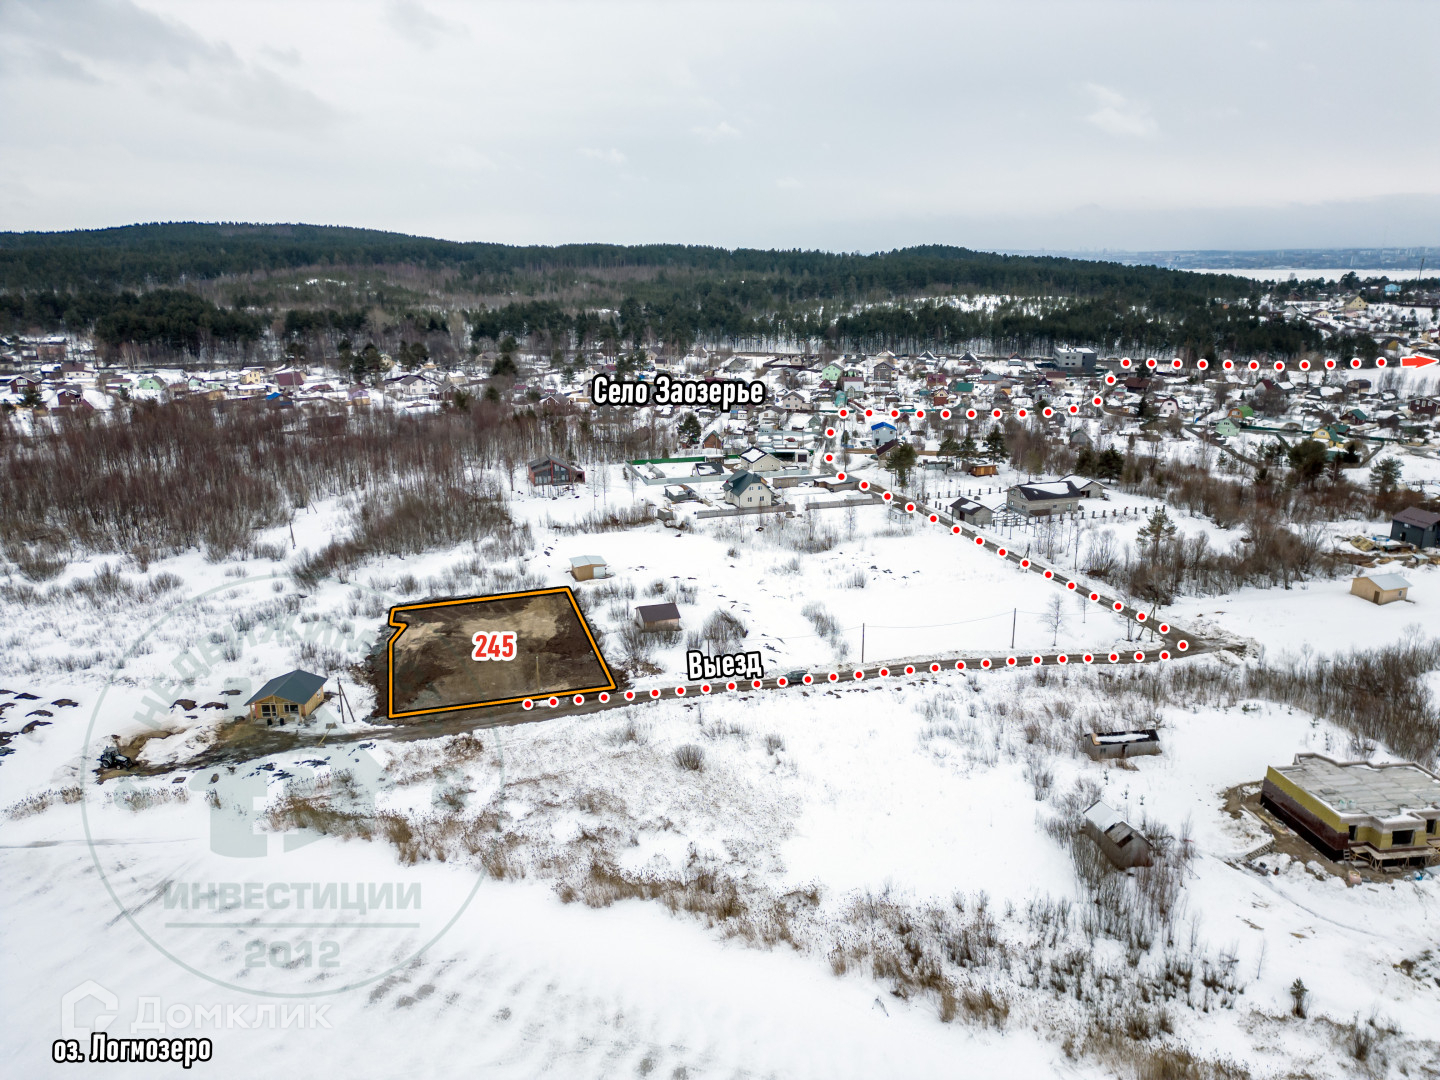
[1082,800,1154,869]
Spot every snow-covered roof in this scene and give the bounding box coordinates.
[1358,572,1412,592]
[1082,800,1123,833]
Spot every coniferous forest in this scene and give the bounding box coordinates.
[0,222,1409,359]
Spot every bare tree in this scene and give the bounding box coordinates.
[1045,594,1067,647]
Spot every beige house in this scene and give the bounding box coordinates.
[737,446,786,473]
[1350,572,1412,606]
[721,471,776,509]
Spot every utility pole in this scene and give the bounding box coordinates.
[861,623,865,664]
[1011,608,1017,649]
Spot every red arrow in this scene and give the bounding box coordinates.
[1402,355,1438,368]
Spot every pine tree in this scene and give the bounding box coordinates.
[886,443,918,487]
[1138,506,1177,560]
[678,412,702,446]
[984,425,1006,461]
[1370,457,1402,494]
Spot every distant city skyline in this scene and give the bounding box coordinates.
[2,0,1437,252]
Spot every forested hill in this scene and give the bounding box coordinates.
[0,222,1251,298]
[0,222,1335,359]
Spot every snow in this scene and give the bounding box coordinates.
[5,450,1440,1077]
[1167,563,1440,658]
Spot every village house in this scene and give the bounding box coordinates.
[1390,507,1440,548]
[737,446,786,473]
[1057,475,1107,499]
[777,389,809,411]
[721,470,777,509]
[1006,478,1099,517]
[527,457,585,486]
[1053,345,1098,372]
[246,669,326,725]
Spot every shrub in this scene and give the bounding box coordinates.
[673,744,705,771]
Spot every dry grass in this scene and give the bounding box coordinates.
[5,785,83,819]
[672,744,705,771]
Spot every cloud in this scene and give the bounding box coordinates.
[0,0,236,73]
[383,1,461,48]
[186,66,339,131]
[1082,83,1156,138]
[578,147,627,165]
[0,0,337,130]
[27,44,103,84]
[260,45,302,69]
[692,121,740,142]
[776,176,801,190]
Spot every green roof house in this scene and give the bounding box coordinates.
[246,669,326,725]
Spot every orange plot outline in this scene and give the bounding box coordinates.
[386,587,616,718]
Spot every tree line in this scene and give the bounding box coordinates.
[0,221,1362,358]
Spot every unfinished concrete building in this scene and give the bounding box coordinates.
[1261,754,1440,867]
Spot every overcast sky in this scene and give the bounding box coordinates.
[1,0,1437,253]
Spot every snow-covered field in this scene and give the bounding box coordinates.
[3,467,1439,1078]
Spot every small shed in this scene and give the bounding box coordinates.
[664,484,700,503]
[246,670,326,725]
[1081,729,1161,761]
[635,602,682,632]
[969,463,999,477]
[1082,800,1154,869]
[1351,572,1412,606]
[948,497,993,526]
[569,555,608,581]
[1391,507,1440,549]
